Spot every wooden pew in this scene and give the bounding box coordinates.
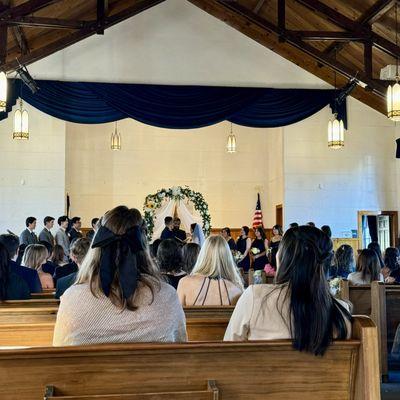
[31,292,56,299]
[0,299,59,308]
[384,285,400,355]
[339,280,388,381]
[0,316,380,400]
[0,306,235,346]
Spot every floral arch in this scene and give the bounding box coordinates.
[143,186,211,241]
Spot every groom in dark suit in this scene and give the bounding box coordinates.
[160,216,175,240]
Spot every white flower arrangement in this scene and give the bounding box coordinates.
[329,277,342,297]
[251,247,261,255]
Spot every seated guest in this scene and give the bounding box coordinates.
[15,243,26,266]
[330,244,355,279]
[55,216,70,262]
[382,247,400,284]
[39,216,55,245]
[69,216,83,243]
[321,225,332,239]
[50,244,69,267]
[367,241,385,269]
[86,218,99,241]
[39,240,57,276]
[177,235,243,306]
[224,226,352,356]
[53,206,187,346]
[289,222,298,228]
[251,227,268,271]
[0,242,30,300]
[236,226,251,272]
[55,238,91,299]
[347,249,383,285]
[182,243,201,274]
[22,244,54,290]
[150,239,162,260]
[306,222,316,227]
[172,218,187,243]
[0,234,41,293]
[157,239,186,289]
[221,227,236,250]
[19,216,38,245]
[160,216,175,240]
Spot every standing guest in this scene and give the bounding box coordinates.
[221,227,236,250]
[19,217,38,246]
[160,216,175,240]
[172,218,187,243]
[53,206,186,346]
[224,226,351,355]
[251,227,269,271]
[157,239,186,289]
[269,225,283,269]
[50,245,69,268]
[0,242,30,300]
[177,235,243,306]
[182,243,200,274]
[69,217,83,243]
[55,216,70,261]
[55,238,91,299]
[321,225,332,239]
[0,234,42,293]
[86,218,99,241]
[367,241,385,269]
[39,240,57,276]
[347,249,383,285]
[331,244,355,279]
[306,222,316,227]
[22,244,54,290]
[382,247,400,284]
[39,216,55,245]
[236,226,251,272]
[289,222,299,229]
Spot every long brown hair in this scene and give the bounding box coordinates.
[76,206,161,311]
[274,226,351,355]
[356,249,380,281]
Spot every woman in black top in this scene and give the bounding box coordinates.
[221,227,236,251]
[251,227,269,271]
[236,226,251,271]
[269,224,283,269]
[157,239,186,289]
[0,242,30,300]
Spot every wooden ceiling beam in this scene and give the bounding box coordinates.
[0,1,9,65]
[253,0,266,14]
[0,0,62,19]
[11,26,29,55]
[0,0,166,73]
[1,16,90,29]
[359,0,397,25]
[294,31,367,41]
[97,0,106,35]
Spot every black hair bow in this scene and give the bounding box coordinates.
[91,225,145,300]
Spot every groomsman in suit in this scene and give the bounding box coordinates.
[173,218,187,242]
[69,216,83,244]
[55,216,70,262]
[19,217,38,246]
[39,216,55,245]
[161,217,175,240]
[86,218,99,241]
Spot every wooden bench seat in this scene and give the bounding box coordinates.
[0,316,380,400]
[0,299,59,308]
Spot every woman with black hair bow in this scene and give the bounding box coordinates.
[53,206,187,346]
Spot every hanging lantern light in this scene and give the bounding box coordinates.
[0,71,7,112]
[388,3,400,121]
[226,123,236,153]
[13,99,29,140]
[328,114,344,149]
[387,78,400,121]
[111,121,121,150]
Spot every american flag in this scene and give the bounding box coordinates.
[252,193,264,229]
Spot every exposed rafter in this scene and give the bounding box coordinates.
[0,0,62,19]
[2,16,90,29]
[11,26,29,55]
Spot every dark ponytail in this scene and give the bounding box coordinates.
[0,243,10,301]
[275,226,351,355]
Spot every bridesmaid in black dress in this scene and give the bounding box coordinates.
[236,226,251,271]
[251,227,269,271]
[221,227,236,251]
[269,225,283,269]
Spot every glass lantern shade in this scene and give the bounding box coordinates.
[387,81,400,121]
[13,100,29,140]
[227,134,236,153]
[111,124,121,150]
[328,115,344,149]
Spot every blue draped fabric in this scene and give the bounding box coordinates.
[0,79,347,128]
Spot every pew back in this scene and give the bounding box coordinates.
[0,316,380,400]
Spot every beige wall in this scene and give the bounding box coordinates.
[66,120,274,228]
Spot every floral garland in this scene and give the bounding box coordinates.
[143,186,211,241]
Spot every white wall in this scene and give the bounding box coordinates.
[0,0,397,235]
[0,103,66,235]
[283,99,397,236]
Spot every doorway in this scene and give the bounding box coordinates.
[276,204,283,227]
